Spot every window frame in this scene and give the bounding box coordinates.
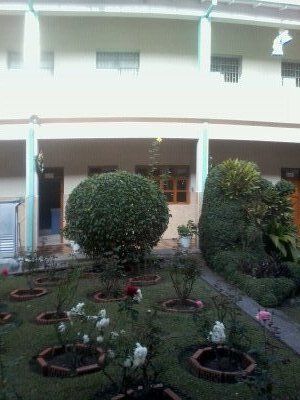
[211,55,241,83]
[88,166,118,177]
[281,61,300,88]
[96,51,140,75]
[135,165,190,204]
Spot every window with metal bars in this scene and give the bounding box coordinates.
[136,165,190,204]
[281,62,300,87]
[211,56,240,83]
[96,52,139,75]
[88,166,118,176]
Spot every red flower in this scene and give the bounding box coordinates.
[1,268,9,278]
[126,285,138,297]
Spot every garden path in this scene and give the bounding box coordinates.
[201,265,300,356]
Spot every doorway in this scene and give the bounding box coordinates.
[39,168,64,244]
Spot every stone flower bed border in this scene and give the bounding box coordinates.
[37,343,105,377]
[92,291,127,303]
[35,311,69,325]
[128,274,161,286]
[0,312,12,323]
[189,346,256,383]
[9,288,48,301]
[161,299,202,313]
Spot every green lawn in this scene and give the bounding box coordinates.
[1,263,300,400]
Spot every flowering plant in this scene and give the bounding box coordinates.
[1,268,9,279]
[208,321,226,344]
[255,310,272,321]
[126,285,143,303]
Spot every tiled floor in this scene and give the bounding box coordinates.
[37,238,198,257]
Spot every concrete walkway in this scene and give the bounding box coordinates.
[201,265,300,356]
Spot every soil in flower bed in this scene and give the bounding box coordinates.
[92,291,127,303]
[35,311,69,325]
[199,348,248,372]
[33,276,63,286]
[37,344,105,377]
[0,312,12,324]
[9,288,48,301]
[93,383,184,400]
[128,274,161,286]
[160,299,202,313]
[187,346,256,383]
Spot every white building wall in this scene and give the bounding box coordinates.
[1,16,300,122]
[210,140,300,184]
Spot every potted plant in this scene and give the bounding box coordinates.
[177,220,197,250]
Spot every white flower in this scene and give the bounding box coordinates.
[123,357,132,368]
[120,330,126,335]
[58,322,66,333]
[107,349,115,359]
[87,315,98,321]
[133,288,143,303]
[82,334,90,344]
[69,302,85,316]
[96,335,104,343]
[208,321,226,344]
[111,331,119,339]
[96,317,110,330]
[98,309,106,318]
[132,342,147,368]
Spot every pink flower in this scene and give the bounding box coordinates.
[1,268,9,278]
[195,300,204,309]
[126,285,138,297]
[255,310,272,321]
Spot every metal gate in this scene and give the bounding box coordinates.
[0,201,20,258]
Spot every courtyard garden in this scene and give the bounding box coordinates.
[1,164,300,400]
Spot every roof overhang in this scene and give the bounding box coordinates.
[1,1,300,29]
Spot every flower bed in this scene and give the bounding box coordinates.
[35,311,69,325]
[128,274,161,286]
[0,312,12,324]
[161,299,203,313]
[9,288,48,301]
[92,291,127,303]
[189,346,256,383]
[37,343,105,377]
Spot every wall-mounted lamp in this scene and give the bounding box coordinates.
[272,29,292,56]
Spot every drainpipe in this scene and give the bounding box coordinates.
[24,0,40,253]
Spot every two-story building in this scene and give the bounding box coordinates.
[0,0,300,257]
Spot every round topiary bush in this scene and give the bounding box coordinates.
[64,171,169,263]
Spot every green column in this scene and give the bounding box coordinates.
[25,124,35,252]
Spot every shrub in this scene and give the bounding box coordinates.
[211,249,265,278]
[169,254,201,302]
[199,164,265,263]
[287,262,300,294]
[64,171,169,263]
[233,273,295,307]
[218,158,260,200]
